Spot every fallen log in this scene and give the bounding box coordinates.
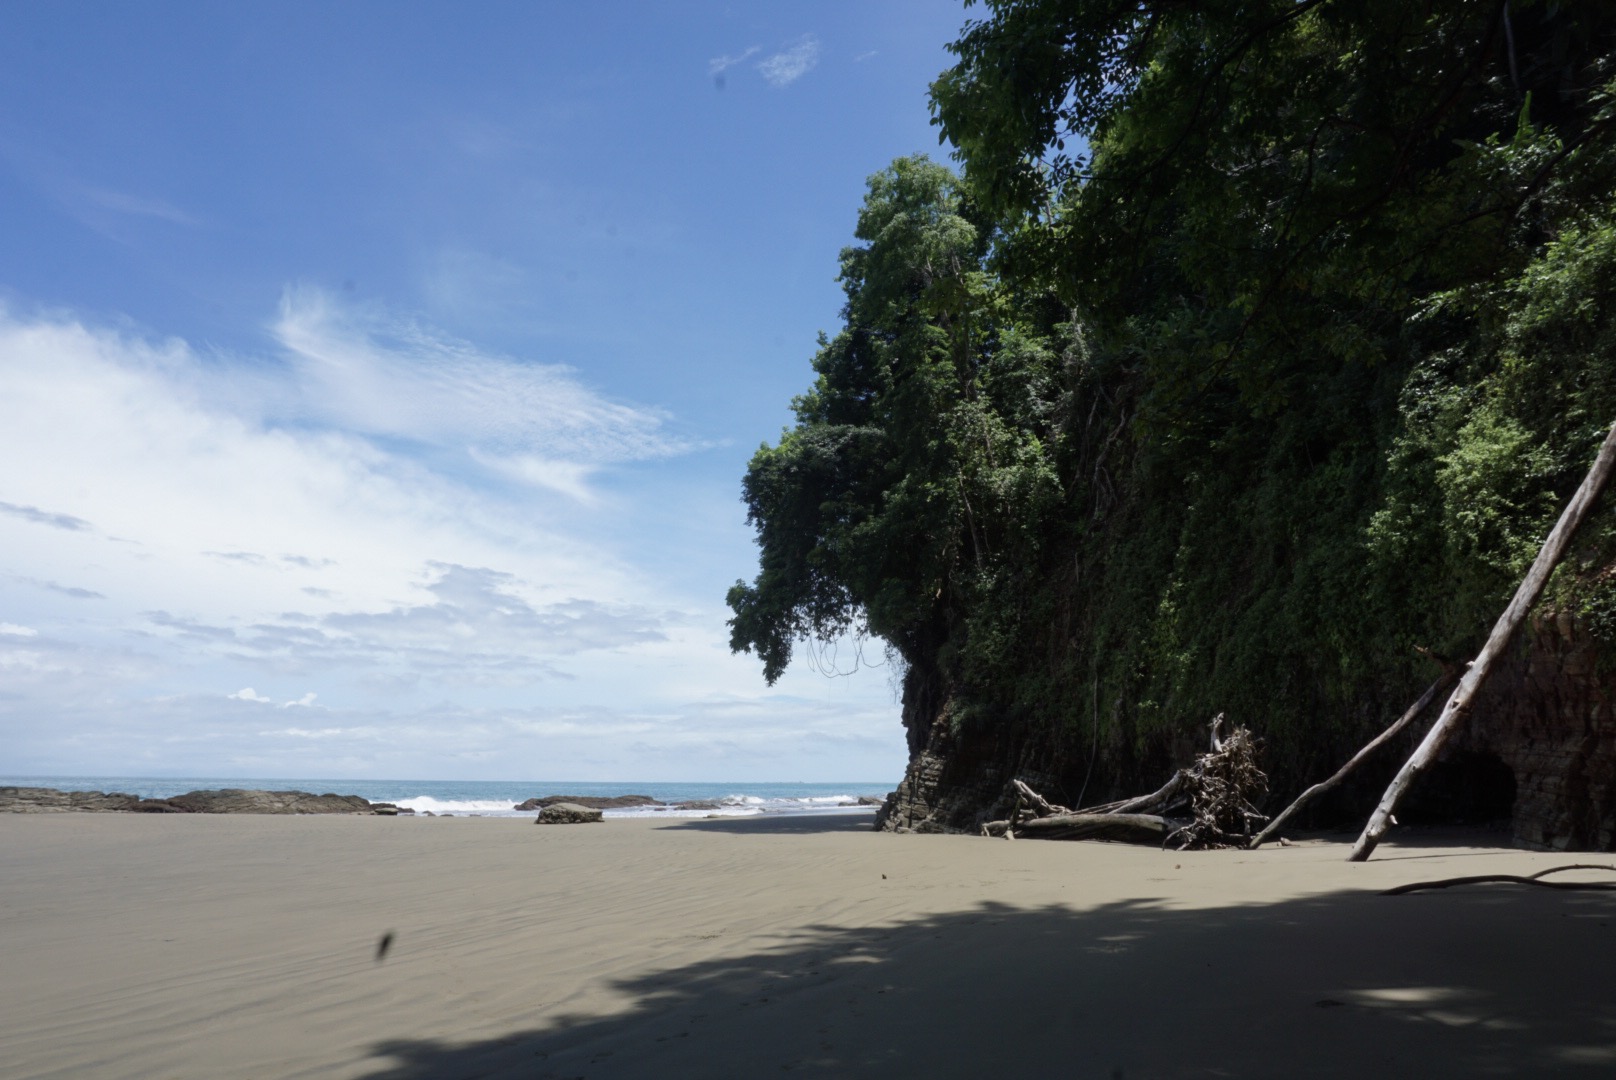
[1350,419,1616,862]
[1249,669,1456,849]
[1014,813,1182,843]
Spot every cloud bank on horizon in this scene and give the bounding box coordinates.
[0,301,899,781]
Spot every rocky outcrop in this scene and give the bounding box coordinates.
[875,662,1079,835]
[514,794,657,811]
[0,787,144,813]
[535,802,604,824]
[0,786,393,815]
[162,789,376,814]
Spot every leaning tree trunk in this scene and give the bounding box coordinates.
[1350,420,1616,862]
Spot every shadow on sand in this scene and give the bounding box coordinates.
[358,872,1616,1079]
[664,811,878,835]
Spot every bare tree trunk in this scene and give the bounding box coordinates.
[1349,420,1616,862]
[1249,671,1454,849]
[1014,812,1180,843]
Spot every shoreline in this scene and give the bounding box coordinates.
[4,814,1614,1077]
[0,784,886,820]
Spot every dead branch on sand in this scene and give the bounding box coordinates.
[983,714,1269,849]
[1383,864,1616,895]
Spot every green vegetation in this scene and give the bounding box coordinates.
[730,1,1616,794]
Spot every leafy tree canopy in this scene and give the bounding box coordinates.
[731,1,1616,793]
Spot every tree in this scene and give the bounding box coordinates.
[733,1,1616,825]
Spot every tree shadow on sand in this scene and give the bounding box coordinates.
[360,879,1616,1079]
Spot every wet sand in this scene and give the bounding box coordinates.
[2,812,1614,1078]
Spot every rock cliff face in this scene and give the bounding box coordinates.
[878,617,1616,850]
[1465,614,1616,850]
[875,665,1079,834]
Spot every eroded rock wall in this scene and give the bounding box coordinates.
[880,614,1616,849]
[1468,614,1616,850]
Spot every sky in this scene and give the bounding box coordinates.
[0,1,974,782]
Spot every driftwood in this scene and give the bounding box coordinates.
[1076,770,1191,817]
[1350,419,1616,862]
[1016,813,1181,843]
[987,714,1268,849]
[1248,668,1457,849]
[1383,864,1616,895]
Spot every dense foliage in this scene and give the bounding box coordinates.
[730,1,1616,790]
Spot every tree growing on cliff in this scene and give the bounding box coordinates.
[733,0,1616,823]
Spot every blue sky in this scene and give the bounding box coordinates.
[0,2,971,781]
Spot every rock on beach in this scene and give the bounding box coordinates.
[535,802,604,824]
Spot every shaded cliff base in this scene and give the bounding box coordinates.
[879,615,1616,852]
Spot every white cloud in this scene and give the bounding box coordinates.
[0,301,908,782]
[272,286,687,497]
[757,36,821,87]
[283,692,318,708]
[708,46,760,77]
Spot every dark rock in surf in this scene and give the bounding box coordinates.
[515,794,657,811]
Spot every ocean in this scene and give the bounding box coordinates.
[0,776,894,819]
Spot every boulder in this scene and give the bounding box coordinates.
[535,802,604,824]
[515,794,657,811]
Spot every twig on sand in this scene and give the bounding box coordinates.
[1382,864,1616,895]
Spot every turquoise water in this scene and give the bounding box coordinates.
[0,776,893,818]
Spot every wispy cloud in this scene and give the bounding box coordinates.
[708,46,760,77]
[0,501,94,531]
[141,563,673,688]
[273,286,689,499]
[757,36,821,87]
[40,580,105,600]
[82,187,198,225]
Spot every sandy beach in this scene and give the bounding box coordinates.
[3,813,1614,1079]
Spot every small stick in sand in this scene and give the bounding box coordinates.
[1350,419,1616,862]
